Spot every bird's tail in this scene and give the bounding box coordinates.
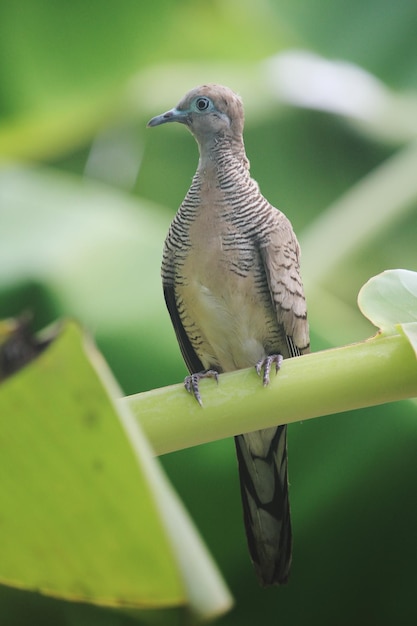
[234,424,292,586]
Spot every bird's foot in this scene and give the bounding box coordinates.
[184,369,219,406]
[256,354,283,386]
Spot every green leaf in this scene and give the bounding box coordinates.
[357,269,417,330]
[0,320,232,620]
[400,321,417,358]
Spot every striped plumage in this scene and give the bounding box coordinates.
[148,84,309,586]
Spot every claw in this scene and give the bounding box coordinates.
[255,354,283,386]
[184,369,219,406]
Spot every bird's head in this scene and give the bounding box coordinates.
[147,84,245,146]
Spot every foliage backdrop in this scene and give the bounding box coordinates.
[1,1,417,624]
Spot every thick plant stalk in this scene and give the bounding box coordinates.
[125,332,417,456]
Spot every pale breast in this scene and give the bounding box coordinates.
[177,214,282,372]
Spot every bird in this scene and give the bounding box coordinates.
[147,84,309,586]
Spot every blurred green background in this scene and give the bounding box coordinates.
[1,0,417,624]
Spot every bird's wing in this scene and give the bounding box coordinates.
[234,211,309,585]
[163,284,204,374]
[259,213,310,356]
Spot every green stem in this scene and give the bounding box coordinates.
[124,332,417,456]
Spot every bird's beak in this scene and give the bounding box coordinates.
[147,107,189,127]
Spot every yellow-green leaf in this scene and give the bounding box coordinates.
[357,269,417,331]
[0,320,232,620]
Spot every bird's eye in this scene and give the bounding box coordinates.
[195,97,210,111]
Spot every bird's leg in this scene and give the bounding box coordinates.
[184,369,219,406]
[256,354,283,387]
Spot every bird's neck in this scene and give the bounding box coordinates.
[196,133,249,176]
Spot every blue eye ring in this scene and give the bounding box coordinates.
[195,96,211,111]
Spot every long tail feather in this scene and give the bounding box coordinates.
[234,424,292,585]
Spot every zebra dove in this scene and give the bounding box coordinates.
[148,84,309,586]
